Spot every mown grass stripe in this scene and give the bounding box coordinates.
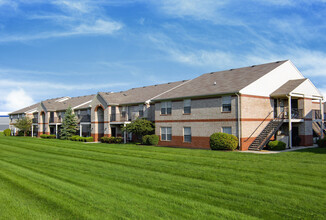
[0,136,325,219]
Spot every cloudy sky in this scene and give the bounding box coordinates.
[0,0,326,112]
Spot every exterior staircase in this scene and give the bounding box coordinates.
[312,121,326,136]
[248,114,284,151]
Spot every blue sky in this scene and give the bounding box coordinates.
[0,0,326,112]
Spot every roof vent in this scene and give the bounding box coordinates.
[210,72,214,74]
[276,61,280,63]
[123,94,127,96]
[168,82,171,84]
[230,69,233,71]
[251,65,255,67]
[213,82,217,85]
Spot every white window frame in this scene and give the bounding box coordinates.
[138,104,144,117]
[161,101,172,115]
[183,99,191,114]
[222,96,232,112]
[222,127,232,135]
[183,127,192,143]
[161,127,172,141]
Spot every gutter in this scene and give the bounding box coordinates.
[236,93,241,149]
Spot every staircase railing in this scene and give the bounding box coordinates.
[244,111,273,142]
[255,111,285,150]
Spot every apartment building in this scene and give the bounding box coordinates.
[8,60,325,150]
[0,112,9,131]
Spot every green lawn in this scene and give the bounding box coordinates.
[0,136,325,219]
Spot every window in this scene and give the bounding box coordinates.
[222,96,231,112]
[161,127,172,141]
[161,101,172,115]
[138,104,144,117]
[184,127,191,142]
[222,127,232,135]
[121,106,126,118]
[184,99,191,114]
[50,112,54,122]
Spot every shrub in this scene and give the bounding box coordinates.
[209,132,238,151]
[115,137,123,144]
[267,140,286,151]
[85,137,94,142]
[317,137,326,148]
[40,134,56,139]
[142,135,150,145]
[70,135,79,141]
[40,134,48,138]
[3,129,11,136]
[0,131,3,136]
[142,135,159,145]
[48,135,56,139]
[101,136,123,144]
[18,130,24,136]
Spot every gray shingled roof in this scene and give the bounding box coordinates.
[152,60,288,101]
[99,80,187,105]
[270,78,307,97]
[9,103,40,115]
[42,95,95,111]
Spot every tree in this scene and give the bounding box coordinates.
[60,107,78,140]
[122,118,155,140]
[15,117,32,136]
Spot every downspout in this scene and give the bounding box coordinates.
[236,93,241,149]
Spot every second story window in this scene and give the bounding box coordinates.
[161,101,172,115]
[222,96,231,112]
[184,99,191,114]
[138,104,144,117]
[121,106,126,118]
[50,112,54,122]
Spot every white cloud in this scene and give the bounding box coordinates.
[0,19,122,42]
[3,88,34,111]
[156,0,227,20]
[74,19,122,35]
[0,1,123,43]
[0,79,130,91]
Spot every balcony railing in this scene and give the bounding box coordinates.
[49,117,62,123]
[284,107,303,119]
[109,113,145,122]
[78,115,91,123]
[312,110,321,120]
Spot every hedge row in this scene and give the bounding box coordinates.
[40,134,56,139]
[142,135,159,145]
[266,140,286,151]
[3,129,11,136]
[209,132,238,151]
[101,136,123,144]
[317,137,326,148]
[70,135,94,142]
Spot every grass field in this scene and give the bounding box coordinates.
[0,136,325,219]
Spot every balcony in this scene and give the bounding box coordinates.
[312,110,322,120]
[284,107,303,119]
[109,113,145,122]
[78,115,91,123]
[49,117,62,123]
[32,118,38,123]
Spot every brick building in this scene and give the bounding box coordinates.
[9,60,325,150]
